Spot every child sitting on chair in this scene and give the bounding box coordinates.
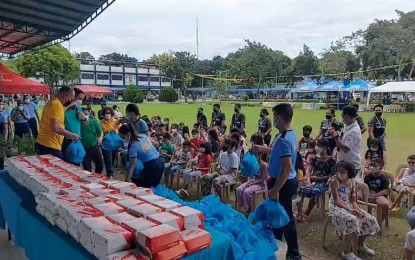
[236,134,268,214]
[176,142,212,197]
[390,154,415,212]
[297,138,335,222]
[363,158,390,223]
[329,161,380,260]
[363,138,384,175]
[404,206,415,260]
[164,141,193,189]
[159,133,175,164]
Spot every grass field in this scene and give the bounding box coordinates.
[39,101,413,259]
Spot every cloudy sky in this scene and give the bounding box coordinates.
[67,0,415,60]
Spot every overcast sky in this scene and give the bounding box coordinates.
[67,0,415,60]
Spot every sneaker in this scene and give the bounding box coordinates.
[341,252,361,260]
[358,244,375,256]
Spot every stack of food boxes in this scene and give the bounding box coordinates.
[6,155,212,259]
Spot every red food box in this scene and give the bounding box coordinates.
[129,203,163,218]
[107,212,137,225]
[136,224,181,254]
[121,218,158,235]
[93,203,126,216]
[151,200,182,212]
[92,224,135,258]
[153,241,187,260]
[180,228,212,254]
[170,206,205,230]
[115,198,145,210]
[148,212,184,231]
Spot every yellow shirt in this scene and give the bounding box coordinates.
[100,118,118,134]
[37,97,64,150]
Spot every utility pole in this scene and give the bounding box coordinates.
[196,17,199,59]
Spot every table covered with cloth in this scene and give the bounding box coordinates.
[0,170,234,260]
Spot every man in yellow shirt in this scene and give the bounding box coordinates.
[35,86,80,158]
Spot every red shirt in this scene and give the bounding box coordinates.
[190,137,202,149]
[196,153,212,175]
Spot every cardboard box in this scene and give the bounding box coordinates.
[180,228,212,254]
[125,188,153,198]
[107,212,137,225]
[106,194,133,202]
[80,235,93,254]
[79,216,113,242]
[58,202,89,219]
[56,216,68,233]
[151,200,183,212]
[60,187,89,197]
[115,198,145,210]
[93,203,126,216]
[121,218,158,235]
[109,182,137,193]
[148,212,184,231]
[35,204,45,217]
[91,224,134,258]
[137,195,165,204]
[44,194,78,214]
[68,223,81,242]
[105,249,149,260]
[91,188,119,197]
[136,224,181,254]
[152,241,186,260]
[170,207,204,230]
[129,203,163,218]
[80,173,107,183]
[65,206,104,226]
[100,180,122,188]
[81,183,106,192]
[85,197,113,207]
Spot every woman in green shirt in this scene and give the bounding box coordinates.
[81,108,104,174]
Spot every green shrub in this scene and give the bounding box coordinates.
[123,84,144,103]
[158,88,178,103]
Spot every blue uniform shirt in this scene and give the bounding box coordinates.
[23,102,38,119]
[0,114,7,136]
[11,107,29,123]
[127,118,149,134]
[0,109,10,122]
[268,130,298,180]
[128,134,159,163]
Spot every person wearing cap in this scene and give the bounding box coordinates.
[97,100,107,121]
[11,99,31,139]
[404,206,415,260]
[23,95,40,138]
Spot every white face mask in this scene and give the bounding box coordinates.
[315,147,323,156]
[18,106,24,111]
[75,100,82,106]
[0,105,4,110]
[24,99,30,104]
[370,147,378,152]
[273,118,280,128]
[171,129,177,133]
[105,114,112,120]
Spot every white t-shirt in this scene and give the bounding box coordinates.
[219,151,240,172]
[337,121,362,169]
[401,168,415,186]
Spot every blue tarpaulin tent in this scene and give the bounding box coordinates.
[315,81,343,91]
[229,87,291,93]
[342,80,375,91]
[290,81,318,93]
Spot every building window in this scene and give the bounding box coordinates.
[138,76,148,82]
[150,77,159,82]
[162,77,170,82]
[97,74,109,80]
[111,74,123,81]
[81,73,94,80]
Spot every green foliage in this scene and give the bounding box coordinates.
[123,85,144,103]
[99,52,137,63]
[158,88,178,103]
[290,44,319,76]
[74,52,95,64]
[0,135,35,158]
[15,44,80,90]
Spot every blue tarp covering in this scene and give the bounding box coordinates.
[315,81,343,91]
[229,87,291,93]
[290,81,318,92]
[342,79,375,91]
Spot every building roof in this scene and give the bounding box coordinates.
[368,81,415,93]
[0,0,115,56]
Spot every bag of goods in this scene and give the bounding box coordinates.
[136,224,181,255]
[100,180,122,188]
[151,200,182,212]
[152,241,186,260]
[129,203,163,218]
[56,216,68,233]
[109,182,138,193]
[170,207,205,230]
[125,187,153,198]
[93,202,126,216]
[80,173,107,183]
[180,228,212,254]
[107,212,137,225]
[107,194,133,202]
[121,218,158,235]
[81,183,106,193]
[115,198,145,210]
[137,195,165,204]
[85,197,113,207]
[91,224,134,258]
[91,188,119,197]
[148,212,184,231]
[105,249,149,260]
[79,216,113,242]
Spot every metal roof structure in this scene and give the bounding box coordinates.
[0,0,115,56]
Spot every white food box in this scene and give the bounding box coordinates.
[78,216,113,242]
[107,212,137,225]
[91,224,134,258]
[125,188,153,198]
[81,183,106,192]
[64,206,103,226]
[120,218,158,235]
[93,203,126,216]
[80,173,107,183]
[151,199,183,212]
[44,194,78,214]
[56,216,68,233]
[137,195,165,204]
[91,188,119,197]
[44,209,59,226]
[147,212,184,230]
[106,194,133,202]
[170,206,205,230]
[35,204,45,217]
[99,180,122,188]
[59,187,89,197]
[80,235,93,254]
[115,198,145,210]
[109,182,137,194]
[129,203,163,218]
[104,249,149,260]
[85,197,113,207]
[68,223,81,242]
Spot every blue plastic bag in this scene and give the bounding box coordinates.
[65,141,86,164]
[125,160,144,178]
[408,205,415,229]
[102,132,124,151]
[249,198,289,228]
[240,150,260,177]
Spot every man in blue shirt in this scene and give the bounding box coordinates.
[11,99,31,139]
[254,103,301,260]
[23,95,40,138]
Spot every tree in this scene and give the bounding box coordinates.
[291,44,319,76]
[158,87,178,103]
[148,52,177,81]
[319,43,360,75]
[123,84,144,103]
[99,52,138,63]
[74,52,95,64]
[15,44,79,91]
[1,59,18,72]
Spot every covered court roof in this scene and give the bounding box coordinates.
[0,0,115,56]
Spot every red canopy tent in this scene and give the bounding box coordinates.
[74,85,112,96]
[0,63,50,94]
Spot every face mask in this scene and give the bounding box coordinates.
[24,99,30,104]
[18,106,24,111]
[259,114,263,117]
[409,165,415,171]
[370,147,378,152]
[193,135,198,138]
[0,105,4,110]
[325,115,332,120]
[273,118,280,128]
[222,146,229,152]
[75,100,82,106]
[105,114,112,120]
[337,173,348,181]
[171,129,177,133]
[126,114,133,120]
[234,108,239,113]
[315,147,323,156]
[375,112,382,117]
[199,148,205,153]
[303,132,310,138]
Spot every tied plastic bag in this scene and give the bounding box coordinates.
[249,199,289,228]
[102,132,124,151]
[65,141,86,164]
[125,159,144,178]
[240,150,260,177]
[408,205,415,229]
